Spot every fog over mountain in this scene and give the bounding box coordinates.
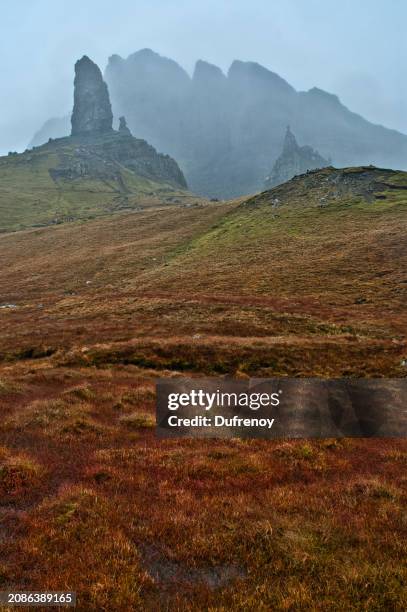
[29,49,407,198]
[2,1,407,196]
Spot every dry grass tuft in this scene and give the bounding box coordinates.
[63,385,96,401]
[119,411,155,429]
[4,397,101,436]
[0,447,43,497]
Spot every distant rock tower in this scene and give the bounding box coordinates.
[118,116,132,136]
[265,126,329,188]
[71,56,113,136]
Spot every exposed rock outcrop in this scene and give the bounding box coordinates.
[248,166,405,211]
[68,57,186,188]
[71,56,113,136]
[265,127,329,188]
[48,132,187,189]
[118,116,132,136]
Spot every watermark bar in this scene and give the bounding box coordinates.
[0,592,76,607]
[156,378,407,438]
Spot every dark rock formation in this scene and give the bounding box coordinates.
[265,127,329,188]
[71,56,113,136]
[39,56,188,190]
[118,116,132,136]
[31,50,407,198]
[48,132,187,189]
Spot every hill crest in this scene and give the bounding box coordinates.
[250,165,407,209]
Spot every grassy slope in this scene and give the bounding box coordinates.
[0,167,406,610]
[0,140,201,233]
[0,167,405,376]
[136,168,407,334]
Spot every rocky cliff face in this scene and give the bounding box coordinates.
[47,132,187,189]
[71,56,113,136]
[265,127,328,188]
[103,52,407,197]
[104,49,190,163]
[31,49,407,198]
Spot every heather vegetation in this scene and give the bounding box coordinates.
[0,165,406,609]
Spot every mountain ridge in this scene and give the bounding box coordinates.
[29,49,407,198]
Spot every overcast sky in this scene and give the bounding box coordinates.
[1,0,406,155]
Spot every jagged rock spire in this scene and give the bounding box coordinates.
[71,56,113,136]
[118,116,132,136]
[265,127,329,188]
[283,125,297,152]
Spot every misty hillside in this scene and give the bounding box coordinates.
[30,49,407,198]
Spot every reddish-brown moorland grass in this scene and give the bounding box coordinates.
[0,172,406,609]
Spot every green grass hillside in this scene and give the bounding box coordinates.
[0,134,199,232]
[137,166,407,317]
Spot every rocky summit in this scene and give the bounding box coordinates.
[71,55,114,135]
[0,56,189,232]
[248,165,407,211]
[68,56,186,188]
[265,127,328,188]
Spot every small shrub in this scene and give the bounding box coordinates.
[119,411,155,429]
[7,398,96,435]
[120,385,155,406]
[352,479,398,500]
[63,385,95,401]
[0,378,23,395]
[0,450,42,496]
[61,417,101,435]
